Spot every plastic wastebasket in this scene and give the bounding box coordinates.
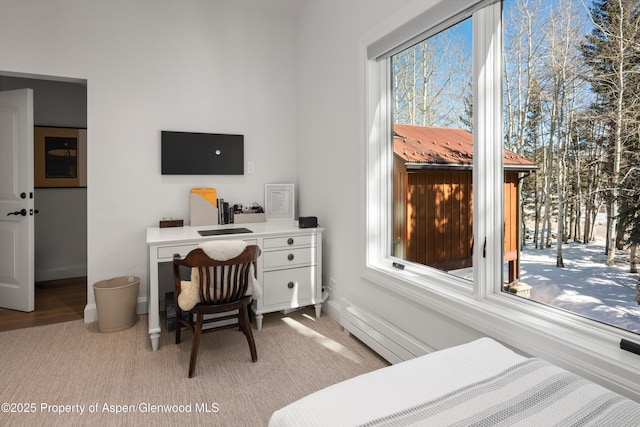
[93,276,140,332]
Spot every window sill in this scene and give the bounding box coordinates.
[361,262,640,402]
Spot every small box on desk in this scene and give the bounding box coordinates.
[233,213,266,224]
[159,219,183,228]
[298,216,318,228]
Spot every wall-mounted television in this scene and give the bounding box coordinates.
[161,131,244,175]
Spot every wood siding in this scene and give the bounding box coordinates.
[504,172,520,282]
[395,169,521,280]
[404,170,473,269]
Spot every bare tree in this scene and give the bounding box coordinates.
[582,0,640,266]
[504,0,549,248]
[545,0,589,266]
[392,26,471,128]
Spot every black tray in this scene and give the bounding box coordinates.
[197,228,253,236]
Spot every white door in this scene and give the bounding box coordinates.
[0,89,34,312]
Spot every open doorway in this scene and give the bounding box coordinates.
[0,74,87,331]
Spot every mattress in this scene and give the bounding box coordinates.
[269,337,640,427]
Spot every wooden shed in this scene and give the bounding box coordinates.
[393,124,537,284]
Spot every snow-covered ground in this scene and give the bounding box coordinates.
[520,239,640,334]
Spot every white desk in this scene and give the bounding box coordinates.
[146,221,323,351]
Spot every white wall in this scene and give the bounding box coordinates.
[34,188,87,281]
[1,0,301,318]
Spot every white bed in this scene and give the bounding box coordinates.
[269,337,640,427]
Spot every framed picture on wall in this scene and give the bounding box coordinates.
[34,126,87,188]
[264,183,295,220]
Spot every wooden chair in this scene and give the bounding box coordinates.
[173,245,261,378]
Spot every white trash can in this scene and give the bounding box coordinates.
[93,276,140,333]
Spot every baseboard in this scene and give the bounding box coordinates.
[322,298,341,321]
[83,298,148,323]
[84,304,97,323]
[36,266,87,282]
[340,298,434,364]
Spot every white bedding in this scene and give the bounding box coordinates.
[268,337,640,427]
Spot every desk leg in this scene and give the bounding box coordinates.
[315,303,322,318]
[255,313,264,330]
[148,249,161,351]
[150,332,160,351]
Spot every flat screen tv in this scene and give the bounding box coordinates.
[161,131,244,175]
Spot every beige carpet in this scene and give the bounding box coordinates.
[0,307,388,426]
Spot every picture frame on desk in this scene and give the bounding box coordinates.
[264,183,295,220]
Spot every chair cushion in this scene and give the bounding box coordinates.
[178,279,200,311]
[198,240,247,261]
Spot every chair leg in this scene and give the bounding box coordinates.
[188,314,204,378]
[175,310,182,344]
[239,305,258,362]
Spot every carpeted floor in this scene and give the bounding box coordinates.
[0,307,388,426]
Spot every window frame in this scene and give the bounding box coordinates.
[362,0,640,401]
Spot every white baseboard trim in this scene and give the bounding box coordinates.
[83,298,148,323]
[36,266,87,282]
[340,298,434,364]
[321,298,341,321]
[83,304,97,323]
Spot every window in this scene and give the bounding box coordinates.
[503,0,640,335]
[391,17,475,281]
[366,0,505,295]
[365,0,640,375]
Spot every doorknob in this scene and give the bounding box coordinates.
[7,209,27,216]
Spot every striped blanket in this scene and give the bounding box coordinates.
[358,358,640,427]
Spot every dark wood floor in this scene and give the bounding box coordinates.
[0,276,87,332]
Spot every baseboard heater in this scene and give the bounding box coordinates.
[340,299,434,364]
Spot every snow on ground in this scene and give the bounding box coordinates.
[520,239,640,334]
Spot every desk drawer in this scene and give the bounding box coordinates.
[157,244,198,260]
[263,234,314,249]
[263,267,314,307]
[263,247,314,269]
[156,239,258,260]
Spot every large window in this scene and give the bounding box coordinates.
[503,0,640,335]
[366,0,639,343]
[391,17,475,280]
[366,0,505,303]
